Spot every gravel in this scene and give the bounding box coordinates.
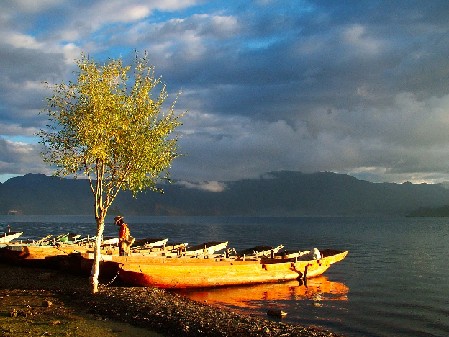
[0,262,344,337]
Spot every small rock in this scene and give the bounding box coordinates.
[267,309,287,318]
[43,300,53,307]
[17,310,27,317]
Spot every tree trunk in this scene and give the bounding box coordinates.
[90,216,105,294]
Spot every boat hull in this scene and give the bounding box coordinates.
[117,250,348,289]
[0,232,23,243]
[0,244,94,267]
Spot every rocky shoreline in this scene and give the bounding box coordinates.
[0,263,344,337]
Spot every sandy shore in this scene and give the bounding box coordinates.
[0,262,344,337]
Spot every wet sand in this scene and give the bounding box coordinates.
[0,262,344,336]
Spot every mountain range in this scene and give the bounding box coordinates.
[1,171,449,216]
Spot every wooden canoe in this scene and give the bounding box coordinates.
[237,244,284,258]
[0,231,23,244]
[132,238,169,249]
[115,249,348,289]
[102,237,119,246]
[0,242,96,267]
[184,241,228,256]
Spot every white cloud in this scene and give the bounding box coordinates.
[114,12,239,64]
[177,180,227,192]
[0,138,48,175]
[0,124,40,138]
[62,43,82,64]
[342,24,384,55]
[1,32,45,49]
[210,15,239,36]
[89,2,150,24]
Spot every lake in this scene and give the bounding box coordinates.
[1,215,448,337]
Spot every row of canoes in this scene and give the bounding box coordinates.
[0,231,348,289]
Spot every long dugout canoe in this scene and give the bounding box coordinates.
[115,249,348,289]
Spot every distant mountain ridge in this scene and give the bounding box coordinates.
[1,171,449,216]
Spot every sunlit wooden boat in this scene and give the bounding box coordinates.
[237,244,284,258]
[102,237,171,252]
[0,243,92,258]
[0,241,95,267]
[22,233,95,246]
[113,249,348,289]
[184,241,228,256]
[74,241,229,269]
[0,232,121,265]
[0,231,23,243]
[129,241,189,257]
[102,237,119,246]
[274,249,320,260]
[55,233,82,243]
[132,238,169,249]
[102,237,169,248]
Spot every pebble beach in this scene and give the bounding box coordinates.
[0,262,344,337]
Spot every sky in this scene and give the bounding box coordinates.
[2,0,449,189]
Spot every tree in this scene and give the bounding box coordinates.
[39,53,183,293]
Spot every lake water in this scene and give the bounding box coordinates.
[1,215,448,337]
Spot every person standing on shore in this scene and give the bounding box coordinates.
[115,216,132,256]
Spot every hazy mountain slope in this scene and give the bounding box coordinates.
[1,172,448,216]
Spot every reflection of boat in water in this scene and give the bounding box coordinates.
[178,276,349,309]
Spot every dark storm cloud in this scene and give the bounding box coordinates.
[0,48,66,129]
[0,48,65,83]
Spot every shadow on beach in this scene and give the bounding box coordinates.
[0,262,344,337]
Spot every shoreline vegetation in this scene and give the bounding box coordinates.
[0,262,344,337]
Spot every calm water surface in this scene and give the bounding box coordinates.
[1,215,448,337]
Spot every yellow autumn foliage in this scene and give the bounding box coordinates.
[40,52,183,216]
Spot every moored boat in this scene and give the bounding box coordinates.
[0,228,348,290]
[132,237,169,249]
[0,231,23,244]
[113,249,348,289]
[0,232,97,267]
[102,237,119,246]
[0,242,95,266]
[184,241,228,256]
[237,244,284,258]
